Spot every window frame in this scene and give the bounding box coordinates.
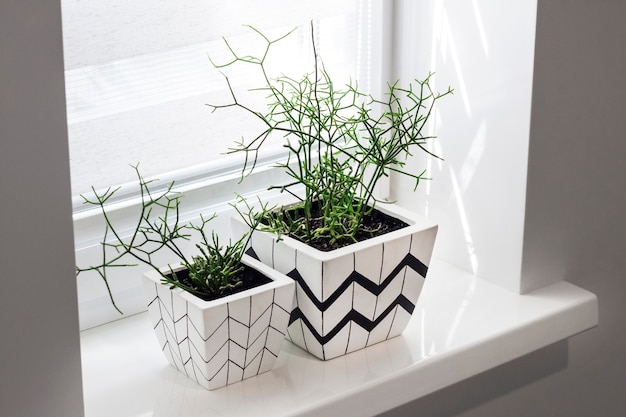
[72,0,393,330]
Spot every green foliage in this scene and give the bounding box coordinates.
[182,229,246,296]
[208,23,453,247]
[75,165,267,313]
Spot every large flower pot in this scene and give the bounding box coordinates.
[234,203,438,361]
[142,254,295,390]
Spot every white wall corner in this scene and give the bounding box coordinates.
[389,0,538,293]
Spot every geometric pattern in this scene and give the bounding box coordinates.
[241,206,439,361]
[141,255,295,390]
[286,252,426,343]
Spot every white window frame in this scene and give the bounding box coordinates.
[72,0,393,330]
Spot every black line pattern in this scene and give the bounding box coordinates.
[144,279,293,390]
[286,260,426,360]
[289,293,416,345]
[286,253,427,312]
[248,226,436,361]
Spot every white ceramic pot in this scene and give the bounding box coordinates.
[142,254,295,390]
[233,203,438,360]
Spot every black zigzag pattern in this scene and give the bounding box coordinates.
[289,293,416,344]
[287,253,427,312]
[286,258,425,348]
[245,231,432,359]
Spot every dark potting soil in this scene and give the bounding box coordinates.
[278,203,409,252]
[171,264,272,302]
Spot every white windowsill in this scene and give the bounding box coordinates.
[80,258,598,417]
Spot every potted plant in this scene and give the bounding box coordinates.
[211,24,452,360]
[76,166,295,390]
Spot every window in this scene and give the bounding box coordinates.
[69,0,539,330]
[65,0,389,328]
[62,0,385,210]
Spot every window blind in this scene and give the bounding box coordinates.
[62,0,377,198]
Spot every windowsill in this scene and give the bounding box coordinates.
[80,258,598,417]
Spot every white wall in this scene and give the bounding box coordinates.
[391,0,537,293]
[384,0,626,415]
[0,2,84,417]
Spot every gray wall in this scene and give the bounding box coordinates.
[0,2,84,417]
[384,0,626,416]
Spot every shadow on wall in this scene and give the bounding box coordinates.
[379,341,568,417]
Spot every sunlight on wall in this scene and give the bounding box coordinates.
[392,0,537,293]
[431,0,473,117]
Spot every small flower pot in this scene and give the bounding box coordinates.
[234,203,438,360]
[142,254,295,390]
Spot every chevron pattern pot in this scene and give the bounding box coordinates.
[234,203,438,361]
[142,254,295,390]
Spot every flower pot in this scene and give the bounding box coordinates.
[233,203,438,360]
[142,254,295,390]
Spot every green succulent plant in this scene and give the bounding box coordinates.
[208,23,453,250]
[75,165,269,313]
